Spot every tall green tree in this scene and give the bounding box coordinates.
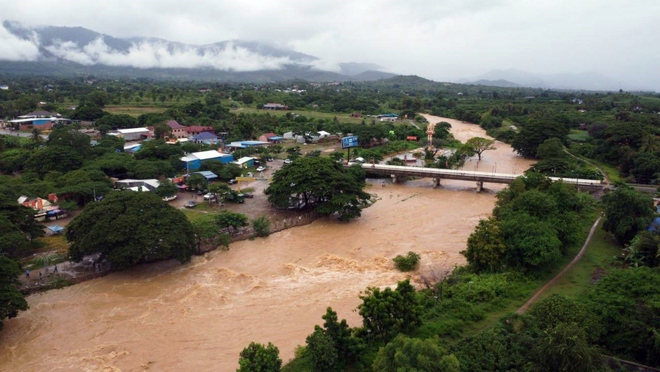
[306,327,339,372]
[66,192,196,270]
[512,120,569,158]
[237,342,282,372]
[265,157,370,222]
[462,217,507,273]
[0,256,28,332]
[358,279,421,343]
[372,335,460,372]
[602,186,654,245]
[464,137,495,161]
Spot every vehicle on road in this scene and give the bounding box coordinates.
[243,193,254,198]
[185,200,197,208]
[162,195,177,202]
[256,166,265,172]
[203,193,215,200]
[225,191,245,203]
[283,159,292,164]
[228,179,237,184]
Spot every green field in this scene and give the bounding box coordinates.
[539,219,621,300]
[104,105,168,117]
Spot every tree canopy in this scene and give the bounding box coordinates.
[265,157,371,222]
[602,186,655,245]
[0,256,28,332]
[66,191,196,270]
[237,342,282,372]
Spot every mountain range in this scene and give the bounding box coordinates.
[0,21,650,91]
[462,68,650,92]
[0,21,396,82]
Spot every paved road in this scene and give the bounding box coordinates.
[0,128,48,139]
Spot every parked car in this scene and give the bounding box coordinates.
[266,157,274,162]
[256,166,266,172]
[283,159,292,164]
[185,200,197,208]
[203,193,215,200]
[228,179,237,185]
[243,193,254,198]
[162,195,177,202]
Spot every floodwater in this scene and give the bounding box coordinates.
[0,116,534,371]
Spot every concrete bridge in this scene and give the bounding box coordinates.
[360,163,605,192]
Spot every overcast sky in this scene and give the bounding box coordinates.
[1,0,659,90]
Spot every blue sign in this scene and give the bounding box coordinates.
[342,136,359,149]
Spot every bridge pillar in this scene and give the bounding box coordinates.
[476,181,483,192]
[433,178,441,188]
[391,174,398,184]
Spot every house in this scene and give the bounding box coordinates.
[180,150,234,171]
[232,157,255,168]
[258,132,277,142]
[167,120,188,139]
[115,179,160,192]
[262,103,289,110]
[186,126,214,136]
[18,110,61,119]
[10,110,70,130]
[115,127,150,141]
[18,195,54,211]
[124,143,142,153]
[192,171,218,182]
[225,141,270,149]
[191,131,219,144]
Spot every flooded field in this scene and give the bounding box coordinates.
[0,116,534,371]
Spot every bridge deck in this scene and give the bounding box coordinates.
[359,164,604,189]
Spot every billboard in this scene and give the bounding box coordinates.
[342,136,359,149]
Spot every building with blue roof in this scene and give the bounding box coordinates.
[181,150,234,171]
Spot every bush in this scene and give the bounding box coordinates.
[393,251,421,272]
[252,216,271,237]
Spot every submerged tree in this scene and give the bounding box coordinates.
[265,157,371,222]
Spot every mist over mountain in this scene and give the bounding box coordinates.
[0,21,395,82]
[463,68,650,92]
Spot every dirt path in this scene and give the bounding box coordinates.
[516,215,603,314]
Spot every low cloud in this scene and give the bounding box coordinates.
[2,24,335,72]
[0,25,40,61]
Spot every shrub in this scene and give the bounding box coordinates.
[393,251,421,272]
[252,216,271,237]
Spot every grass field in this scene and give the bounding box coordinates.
[181,206,217,224]
[104,105,167,117]
[538,219,621,300]
[229,106,373,125]
[569,129,590,142]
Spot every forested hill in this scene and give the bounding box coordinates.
[0,60,397,83]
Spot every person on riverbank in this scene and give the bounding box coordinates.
[25,269,30,279]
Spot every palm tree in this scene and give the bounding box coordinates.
[30,127,43,145]
[639,132,660,153]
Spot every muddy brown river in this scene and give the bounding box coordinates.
[0,116,534,371]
